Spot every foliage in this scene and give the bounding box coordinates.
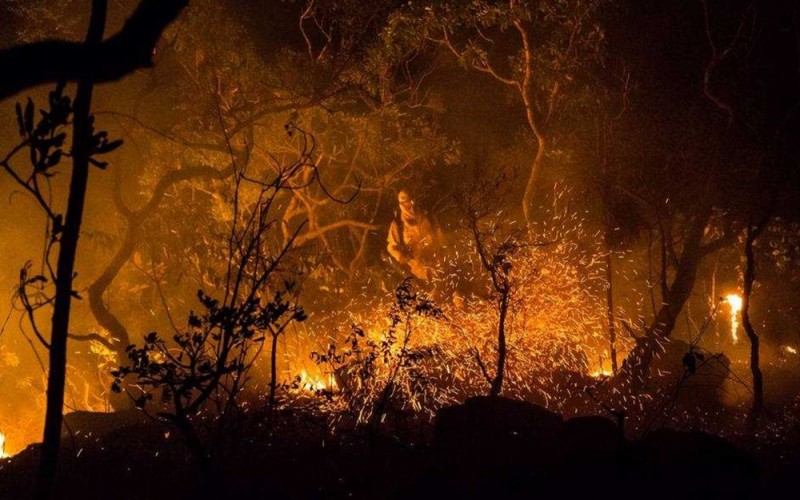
[311,278,442,427]
[111,287,306,418]
[110,124,329,465]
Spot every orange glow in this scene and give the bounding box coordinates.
[725,294,742,344]
[298,369,336,393]
[590,368,614,379]
[0,432,9,459]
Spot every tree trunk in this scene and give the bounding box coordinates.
[742,222,767,424]
[37,2,107,498]
[268,331,279,409]
[88,163,234,367]
[87,223,138,358]
[522,138,546,225]
[620,209,710,385]
[174,416,223,497]
[605,251,618,375]
[489,291,508,397]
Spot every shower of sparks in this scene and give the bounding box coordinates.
[280,199,646,423]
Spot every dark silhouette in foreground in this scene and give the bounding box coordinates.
[0,395,768,499]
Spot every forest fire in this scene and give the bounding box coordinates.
[297,369,336,393]
[0,432,8,459]
[726,294,743,344]
[0,0,799,498]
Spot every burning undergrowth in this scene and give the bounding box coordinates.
[281,202,635,430]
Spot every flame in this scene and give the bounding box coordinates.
[0,432,8,459]
[725,294,743,344]
[590,369,614,379]
[298,369,336,392]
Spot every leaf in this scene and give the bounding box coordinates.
[96,139,123,154]
[24,98,34,135]
[47,150,62,168]
[89,158,108,169]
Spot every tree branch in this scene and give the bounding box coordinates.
[0,0,189,100]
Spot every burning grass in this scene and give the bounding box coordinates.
[279,204,636,427]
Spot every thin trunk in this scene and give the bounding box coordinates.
[38,2,107,497]
[88,163,233,355]
[651,213,708,339]
[742,222,767,423]
[174,416,222,496]
[268,332,278,409]
[489,291,508,397]
[522,139,546,225]
[87,222,139,357]
[605,251,618,375]
[515,19,547,225]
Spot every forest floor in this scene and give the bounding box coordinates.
[1,391,799,499]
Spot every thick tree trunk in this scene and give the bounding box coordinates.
[620,209,710,385]
[37,3,107,498]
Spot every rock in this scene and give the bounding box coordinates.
[432,396,564,497]
[562,415,620,455]
[630,428,759,499]
[435,395,564,458]
[558,416,623,498]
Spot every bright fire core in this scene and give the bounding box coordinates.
[0,432,8,459]
[726,294,743,344]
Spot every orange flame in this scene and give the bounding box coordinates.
[0,432,8,459]
[725,294,742,344]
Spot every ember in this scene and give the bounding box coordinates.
[0,0,798,498]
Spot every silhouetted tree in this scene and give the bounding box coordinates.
[112,125,350,485]
[312,278,442,436]
[457,172,528,397]
[0,3,126,496]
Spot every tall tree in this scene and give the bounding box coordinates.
[391,0,608,222]
[1,0,187,494]
[37,2,108,496]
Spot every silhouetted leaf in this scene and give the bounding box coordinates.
[24,98,34,134]
[96,138,123,154]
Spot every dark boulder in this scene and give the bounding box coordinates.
[628,428,759,499]
[431,396,564,497]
